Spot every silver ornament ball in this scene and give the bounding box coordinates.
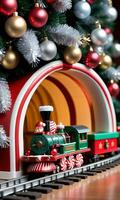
[73,1,91,19]
[111,43,120,58]
[40,40,57,61]
[93,46,104,55]
[104,33,114,49]
[91,28,107,46]
[106,7,118,22]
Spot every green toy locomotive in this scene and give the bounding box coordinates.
[22,105,119,173]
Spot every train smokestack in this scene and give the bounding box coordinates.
[39,105,53,132]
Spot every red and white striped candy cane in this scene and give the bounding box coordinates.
[75,154,84,167]
[59,157,67,171]
[67,155,75,170]
[50,121,56,135]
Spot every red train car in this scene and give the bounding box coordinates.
[88,132,119,159]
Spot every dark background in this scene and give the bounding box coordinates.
[113,1,120,40]
[112,0,120,64]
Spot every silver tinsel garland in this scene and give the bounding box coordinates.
[0,78,12,113]
[0,48,5,62]
[17,30,41,67]
[48,24,81,46]
[0,125,10,148]
[104,66,120,81]
[53,0,72,13]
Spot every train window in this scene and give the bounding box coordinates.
[80,133,87,141]
[84,133,87,140]
[80,134,82,140]
[65,133,70,143]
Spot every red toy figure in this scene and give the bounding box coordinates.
[34,121,46,134]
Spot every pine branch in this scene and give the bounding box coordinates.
[113,98,120,113]
[48,12,67,26]
[18,0,33,17]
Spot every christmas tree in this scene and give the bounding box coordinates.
[0,0,120,129]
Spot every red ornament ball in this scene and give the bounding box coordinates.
[117,126,120,132]
[87,0,95,4]
[85,51,100,68]
[50,148,57,156]
[45,0,56,3]
[108,82,119,97]
[104,27,112,34]
[29,5,48,28]
[0,0,17,16]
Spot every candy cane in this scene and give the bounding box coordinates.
[67,155,75,169]
[60,157,67,171]
[75,154,84,167]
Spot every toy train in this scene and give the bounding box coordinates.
[22,105,119,174]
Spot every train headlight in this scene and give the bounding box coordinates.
[35,140,43,148]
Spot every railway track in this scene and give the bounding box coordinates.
[1,153,120,199]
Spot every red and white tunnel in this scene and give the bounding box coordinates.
[0,61,116,179]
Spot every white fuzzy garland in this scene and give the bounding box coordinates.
[0,48,5,62]
[0,125,10,148]
[48,24,81,46]
[0,78,12,113]
[53,0,72,13]
[17,30,41,67]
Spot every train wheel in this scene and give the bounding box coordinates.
[59,157,67,171]
[75,154,84,167]
[53,165,60,173]
[67,155,75,170]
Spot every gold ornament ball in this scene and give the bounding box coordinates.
[99,54,112,70]
[1,47,19,70]
[64,46,82,64]
[5,12,27,38]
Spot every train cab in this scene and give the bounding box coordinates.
[64,125,89,150]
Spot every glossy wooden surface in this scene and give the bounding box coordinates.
[40,165,120,200]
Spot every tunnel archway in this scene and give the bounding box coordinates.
[4,61,116,178]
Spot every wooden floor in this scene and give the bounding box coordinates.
[40,165,120,200]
